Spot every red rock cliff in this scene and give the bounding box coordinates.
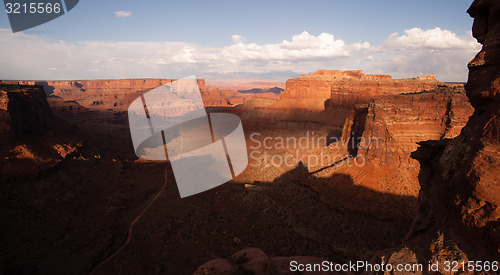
[339,87,473,196]
[271,70,442,111]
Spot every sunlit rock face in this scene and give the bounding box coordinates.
[271,70,443,112]
[338,86,472,197]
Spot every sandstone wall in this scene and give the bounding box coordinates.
[271,70,442,111]
[351,88,473,166]
[340,87,473,196]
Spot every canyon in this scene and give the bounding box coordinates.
[0,71,475,274]
[1,2,498,273]
[234,73,473,199]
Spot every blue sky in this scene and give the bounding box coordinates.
[0,0,480,81]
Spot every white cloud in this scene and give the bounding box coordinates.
[370,27,481,81]
[0,29,191,79]
[218,31,364,62]
[114,11,132,18]
[169,31,370,74]
[0,27,481,81]
[231,34,246,44]
[384,27,480,51]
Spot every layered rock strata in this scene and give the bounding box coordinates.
[338,86,473,196]
[271,70,444,112]
[0,79,276,113]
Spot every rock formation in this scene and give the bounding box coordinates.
[0,84,51,141]
[0,83,81,182]
[384,0,500,269]
[270,70,443,112]
[328,86,474,197]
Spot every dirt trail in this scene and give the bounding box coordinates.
[89,166,169,274]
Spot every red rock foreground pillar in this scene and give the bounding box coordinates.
[401,0,500,267]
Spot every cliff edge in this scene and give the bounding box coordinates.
[385,0,500,269]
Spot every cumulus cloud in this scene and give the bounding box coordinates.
[220,31,368,62]
[0,27,481,81]
[169,31,365,66]
[231,34,246,44]
[171,31,370,74]
[114,11,132,18]
[384,27,480,51]
[370,27,481,80]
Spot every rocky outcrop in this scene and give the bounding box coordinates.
[349,86,473,166]
[0,83,81,181]
[339,86,473,196]
[385,0,500,268]
[271,70,443,112]
[0,84,53,156]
